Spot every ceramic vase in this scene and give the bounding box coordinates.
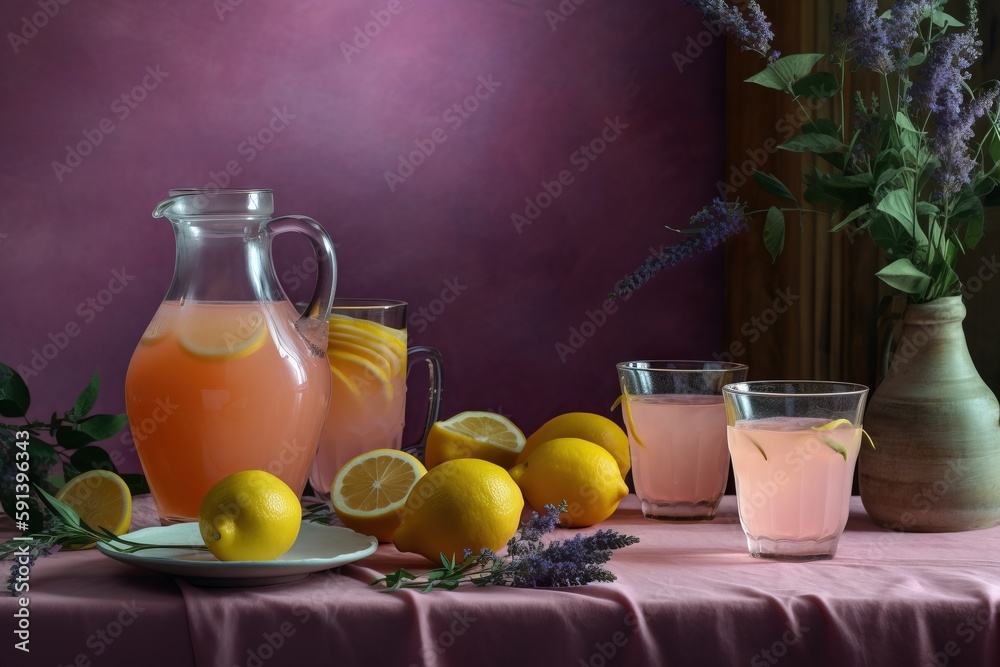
[859,296,1000,532]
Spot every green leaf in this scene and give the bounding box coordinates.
[780,134,847,153]
[877,189,926,243]
[907,51,927,68]
[0,361,30,418]
[69,446,116,474]
[752,171,796,202]
[35,485,82,528]
[120,473,150,496]
[959,199,985,249]
[803,118,841,137]
[71,371,100,419]
[56,427,97,449]
[930,9,964,28]
[745,54,825,91]
[895,111,918,134]
[78,413,129,441]
[876,168,901,191]
[876,258,932,295]
[763,207,785,262]
[831,204,870,232]
[792,71,839,98]
[915,201,939,216]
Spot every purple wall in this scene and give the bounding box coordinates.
[0,0,725,471]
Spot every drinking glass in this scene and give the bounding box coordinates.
[616,361,748,520]
[308,299,441,499]
[722,381,869,560]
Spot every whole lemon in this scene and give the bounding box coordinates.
[198,470,301,561]
[393,459,524,562]
[508,438,629,527]
[515,412,631,479]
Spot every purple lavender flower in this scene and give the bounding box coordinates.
[839,0,894,73]
[611,198,749,299]
[682,0,775,59]
[932,85,1000,197]
[885,1,935,70]
[914,23,995,197]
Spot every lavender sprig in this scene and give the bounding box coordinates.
[681,0,776,60]
[610,198,749,300]
[370,502,640,592]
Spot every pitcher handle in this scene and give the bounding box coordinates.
[265,215,337,353]
[402,345,443,461]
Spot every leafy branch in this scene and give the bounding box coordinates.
[0,361,147,533]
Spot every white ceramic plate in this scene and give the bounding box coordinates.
[97,521,378,587]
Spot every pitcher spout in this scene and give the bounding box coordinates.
[152,188,274,219]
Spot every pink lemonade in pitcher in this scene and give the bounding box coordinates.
[727,416,862,546]
[308,314,408,498]
[125,300,331,522]
[625,394,730,515]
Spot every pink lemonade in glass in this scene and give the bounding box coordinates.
[308,313,408,499]
[626,394,730,517]
[125,300,331,523]
[728,416,862,559]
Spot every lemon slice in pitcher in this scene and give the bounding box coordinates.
[328,350,394,401]
[178,307,268,359]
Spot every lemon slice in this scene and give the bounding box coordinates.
[178,308,267,359]
[424,411,526,469]
[56,470,132,547]
[330,315,406,354]
[329,337,396,378]
[329,330,404,376]
[332,449,426,542]
[328,350,394,401]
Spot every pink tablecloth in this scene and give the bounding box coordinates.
[3,495,1000,667]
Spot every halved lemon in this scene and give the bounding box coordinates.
[424,411,526,469]
[331,449,426,542]
[178,307,267,359]
[55,470,132,548]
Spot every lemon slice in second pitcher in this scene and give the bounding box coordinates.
[179,306,268,360]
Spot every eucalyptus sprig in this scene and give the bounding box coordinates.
[1,486,205,562]
[371,501,640,592]
[0,361,148,533]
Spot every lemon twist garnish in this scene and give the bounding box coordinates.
[611,394,646,448]
[812,419,876,450]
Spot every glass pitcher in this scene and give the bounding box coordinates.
[125,188,337,524]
